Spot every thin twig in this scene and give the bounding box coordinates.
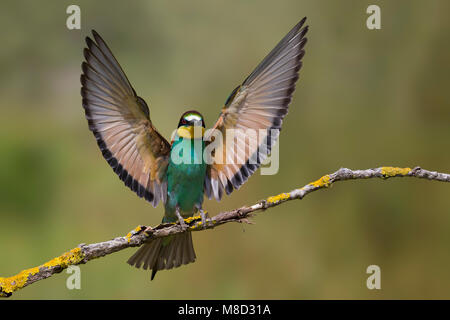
[1,166,448,297]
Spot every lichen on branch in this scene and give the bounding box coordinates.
[1,166,448,297]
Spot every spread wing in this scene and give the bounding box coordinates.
[81,30,171,207]
[204,18,308,201]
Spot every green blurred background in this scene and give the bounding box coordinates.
[0,0,449,299]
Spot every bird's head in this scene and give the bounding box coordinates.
[176,110,205,139]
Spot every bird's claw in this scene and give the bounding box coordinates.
[199,209,209,229]
[144,226,154,234]
[176,210,188,231]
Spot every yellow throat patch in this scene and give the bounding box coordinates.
[177,126,205,139]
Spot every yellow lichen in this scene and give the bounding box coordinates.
[188,215,216,231]
[28,267,40,275]
[267,192,291,204]
[0,266,40,294]
[309,175,331,188]
[0,248,83,295]
[126,225,143,243]
[0,271,29,294]
[380,167,411,178]
[42,248,84,269]
[184,216,201,224]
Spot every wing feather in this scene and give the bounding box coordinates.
[205,18,308,200]
[81,30,171,207]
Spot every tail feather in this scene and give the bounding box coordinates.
[127,232,196,280]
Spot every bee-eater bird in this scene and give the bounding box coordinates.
[80,18,308,279]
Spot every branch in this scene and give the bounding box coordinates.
[1,166,448,297]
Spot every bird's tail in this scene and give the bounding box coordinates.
[127,232,196,280]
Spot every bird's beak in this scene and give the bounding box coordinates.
[177,125,205,139]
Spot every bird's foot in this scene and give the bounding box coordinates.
[144,226,154,234]
[199,209,210,229]
[175,210,188,231]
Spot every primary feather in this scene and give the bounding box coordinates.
[81,31,171,207]
[205,18,308,200]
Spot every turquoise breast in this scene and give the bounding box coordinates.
[164,138,206,222]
